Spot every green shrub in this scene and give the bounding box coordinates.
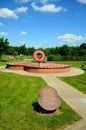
[81,62,86,70]
[47,55,63,61]
[47,55,86,61]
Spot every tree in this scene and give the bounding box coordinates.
[27,47,35,55]
[18,44,27,55]
[79,43,86,56]
[7,46,15,55]
[70,46,79,57]
[59,45,70,56]
[0,38,9,60]
[44,48,50,55]
[80,43,86,49]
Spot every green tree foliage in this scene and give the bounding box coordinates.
[47,44,86,61]
[79,43,86,56]
[80,43,86,49]
[59,45,70,56]
[27,47,35,55]
[0,37,86,61]
[70,46,79,57]
[7,46,15,55]
[0,38,9,60]
[18,44,27,55]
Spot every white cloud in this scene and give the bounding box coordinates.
[39,0,49,4]
[0,32,8,36]
[15,0,30,3]
[0,8,18,19]
[77,0,86,4]
[36,0,59,4]
[0,22,4,26]
[15,6,28,13]
[56,34,86,43]
[20,31,28,35]
[31,2,66,13]
[15,0,60,4]
[0,7,28,19]
[15,0,53,4]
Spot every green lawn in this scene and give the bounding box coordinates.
[0,62,6,66]
[61,61,84,68]
[0,55,33,66]
[0,72,80,130]
[60,71,86,94]
[59,61,86,94]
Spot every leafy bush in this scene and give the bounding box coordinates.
[47,55,86,61]
[81,62,86,70]
[47,55,63,61]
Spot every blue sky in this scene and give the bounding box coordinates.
[0,0,86,48]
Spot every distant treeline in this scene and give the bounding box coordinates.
[0,37,86,61]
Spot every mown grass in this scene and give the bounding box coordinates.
[60,71,86,94]
[61,61,84,68]
[0,72,80,130]
[0,55,33,66]
[59,61,86,94]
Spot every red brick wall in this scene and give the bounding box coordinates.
[6,64,71,73]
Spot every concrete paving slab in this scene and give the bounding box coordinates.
[65,98,86,118]
[42,76,86,99]
[0,66,84,77]
[64,119,86,130]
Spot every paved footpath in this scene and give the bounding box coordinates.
[0,66,86,129]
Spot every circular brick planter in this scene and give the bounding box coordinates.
[6,50,71,73]
[6,62,71,73]
[6,64,24,70]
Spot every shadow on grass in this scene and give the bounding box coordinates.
[32,102,56,114]
[0,60,8,62]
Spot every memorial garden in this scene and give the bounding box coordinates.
[0,38,86,130]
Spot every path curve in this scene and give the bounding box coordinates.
[0,66,84,77]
